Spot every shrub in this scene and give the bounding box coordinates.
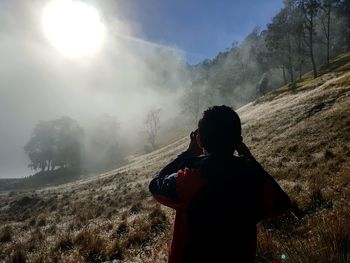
[106,240,124,260]
[29,217,36,227]
[309,187,325,209]
[315,215,350,262]
[54,234,73,252]
[278,213,350,263]
[46,225,57,235]
[125,229,149,248]
[292,184,303,193]
[129,202,143,214]
[256,227,276,262]
[0,226,12,243]
[9,246,26,263]
[288,144,298,152]
[113,221,129,239]
[26,229,44,252]
[308,174,329,210]
[75,230,107,262]
[49,204,57,211]
[0,246,5,262]
[121,211,128,221]
[148,206,168,232]
[36,216,46,227]
[324,149,335,160]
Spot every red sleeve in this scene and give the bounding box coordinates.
[152,168,205,211]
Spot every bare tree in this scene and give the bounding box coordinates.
[320,0,336,66]
[145,109,161,149]
[266,5,296,83]
[299,0,320,78]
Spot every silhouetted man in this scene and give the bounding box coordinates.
[149,105,291,263]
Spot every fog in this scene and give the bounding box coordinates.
[0,0,191,178]
[2,0,346,178]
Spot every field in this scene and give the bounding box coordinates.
[1,53,350,262]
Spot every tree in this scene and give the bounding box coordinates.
[320,0,337,65]
[145,109,161,149]
[24,121,54,171]
[290,2,308,80]
[266,5,296,83]
[266,1,310,83]
[24,117,83,172]
[299,0,320,78]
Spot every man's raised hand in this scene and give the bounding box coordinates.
[187,129,203,156]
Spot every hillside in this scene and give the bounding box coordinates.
[1,53,350,262]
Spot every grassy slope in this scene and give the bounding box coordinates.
[0,53,350,262]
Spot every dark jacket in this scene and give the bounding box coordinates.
[149,150,291,263]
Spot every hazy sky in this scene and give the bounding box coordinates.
[115,0,284,64]
[0,0,283,178]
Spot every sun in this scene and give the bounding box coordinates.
[42,0,106,57]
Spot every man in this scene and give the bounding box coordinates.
[149,105,291,263]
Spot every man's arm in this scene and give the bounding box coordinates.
[149,131,204,210]
[258,167,291,219]
[148,150,193,203]
[237,142,291,220]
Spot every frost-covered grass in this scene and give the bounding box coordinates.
[256,52,350,104]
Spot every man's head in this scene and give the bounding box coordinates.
[198,105,241,154]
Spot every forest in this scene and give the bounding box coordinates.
[182,0,350,123]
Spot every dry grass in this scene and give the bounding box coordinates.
[256,208,350,263]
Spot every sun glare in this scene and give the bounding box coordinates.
[42,0,106,57]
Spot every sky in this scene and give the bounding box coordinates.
[114,0,284,64]
[0,0,283,179]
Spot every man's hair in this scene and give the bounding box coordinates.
[198,105,241,153]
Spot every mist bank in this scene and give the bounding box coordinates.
[0,1,191,178]
[1,0,350,179]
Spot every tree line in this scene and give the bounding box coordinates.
[24,116,125,176]
[24,109,162,178]
[182,0,350,123]
[266,0,348,81]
